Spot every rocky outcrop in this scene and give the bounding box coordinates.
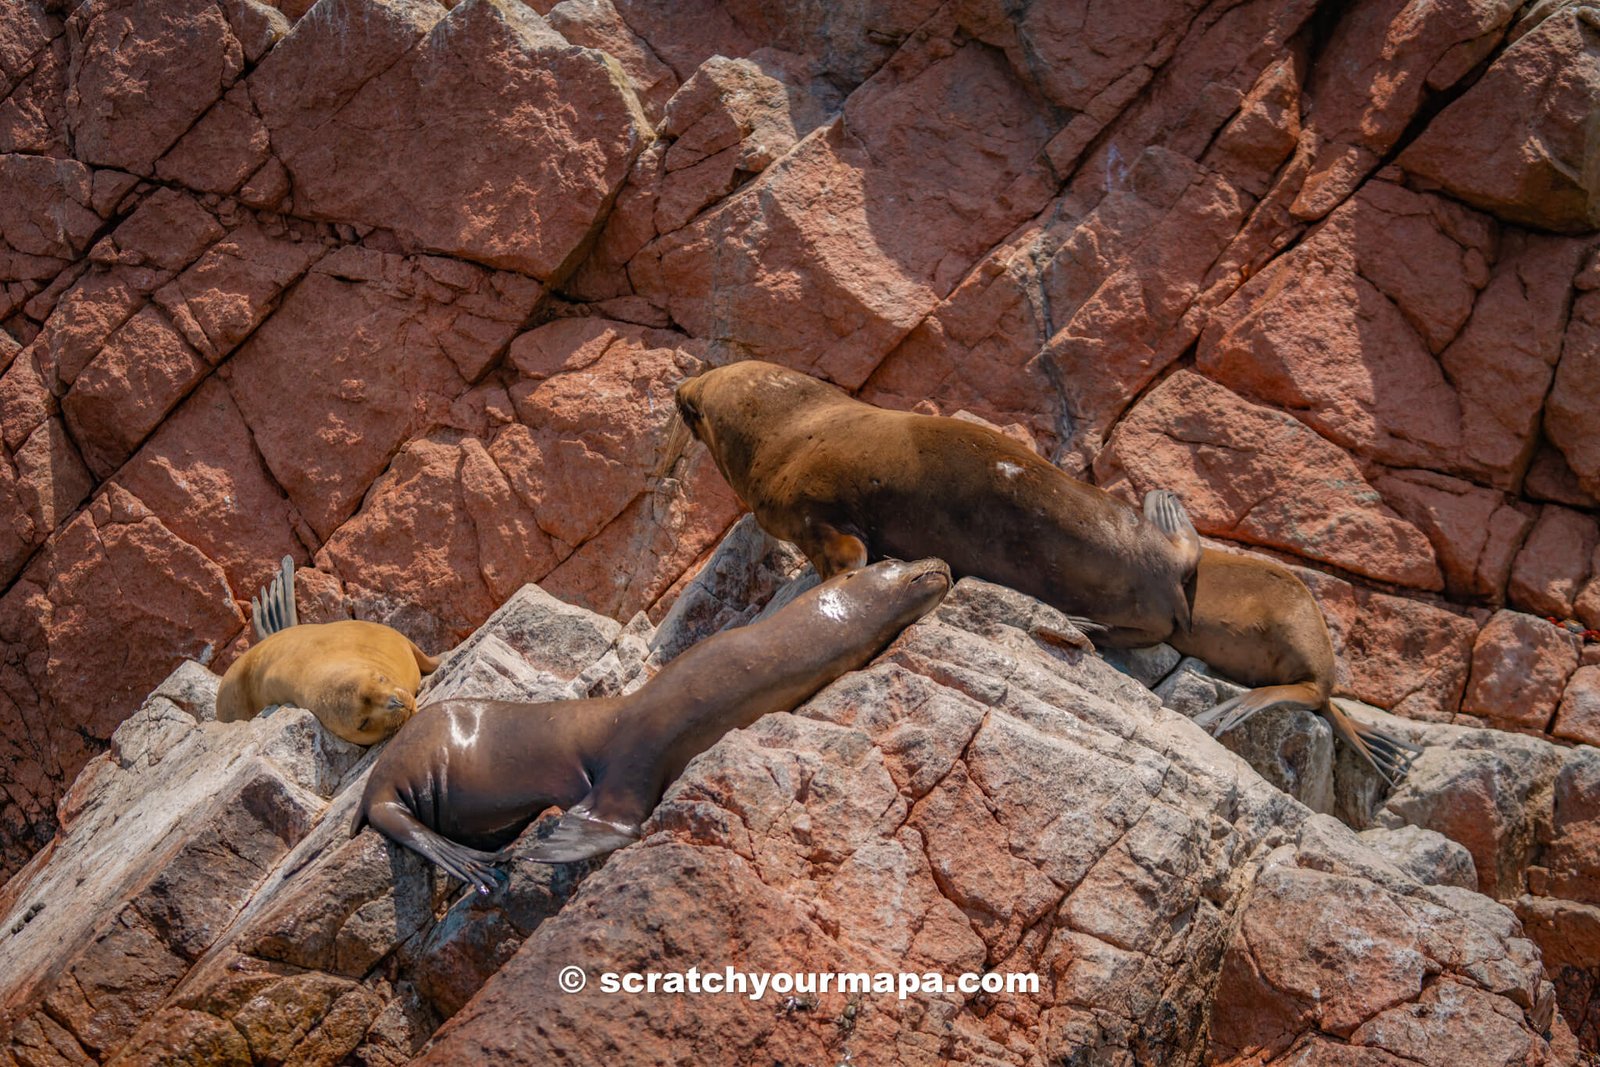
[0,0,1596,915]
[0,521,1587,1064]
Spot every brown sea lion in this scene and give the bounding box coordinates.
[351,557,952,894]
[216,557,440,746]
[674,360,1202,636]
[1079,548,1420,783]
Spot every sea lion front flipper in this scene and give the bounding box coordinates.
[1065,616,1175,650]
[524,769,651,863]
[1065,615,1110,637]
[807,522,869,579]
[410,640,441,676]
[523,811,641,864]
[360,797,505,896]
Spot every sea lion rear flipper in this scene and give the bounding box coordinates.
[278,556,298,628]
[1194,683,1320,738]
[523,811,641,864]
[1143,489,1202,572]
[1325,700,1423,787]
[361,797,505,896]
[250,555,299,640]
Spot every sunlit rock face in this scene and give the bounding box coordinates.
[0,520,1586,1063]
[0,5,1596,1046]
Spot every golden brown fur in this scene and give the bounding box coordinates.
[675,360,1203,637]
[216,620,439,746]
[1091,549,1417,783]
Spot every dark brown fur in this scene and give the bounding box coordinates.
[351,558,952,893]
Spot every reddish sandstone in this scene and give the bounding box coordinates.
[1461,610,1582,731]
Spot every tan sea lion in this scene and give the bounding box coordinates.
[674,360,1203,636]
[216,557,440,746]
[351,557,952,894]
[1079,548,1421,783]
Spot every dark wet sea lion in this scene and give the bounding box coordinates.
[1081,548,1420,783]
[350,557,953,894]
[216,557,441,746]
[674,360,1202,637]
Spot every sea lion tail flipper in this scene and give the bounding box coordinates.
[1194,683,1320,737]
[524,811,641,864]
[362,799,505,896]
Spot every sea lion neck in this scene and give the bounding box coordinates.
[687,362,855,490]
[630,560,947,761]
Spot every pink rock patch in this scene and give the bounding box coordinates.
[65,0,244,174]
[1097,370,1441,590]
[1461,610,1582,731]
[1554,665,1600,748]
[256,0,650,279]
[632,35,1056,388]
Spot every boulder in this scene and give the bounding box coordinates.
[1399,3,1600,232]
[1097,370,1442,590]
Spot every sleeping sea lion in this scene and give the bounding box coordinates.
[674,360,1202,637]
[1077,548,1421,783]
[216,557,440,745]
[351,557,952,894]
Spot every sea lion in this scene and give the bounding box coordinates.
[216,557,441,746]
[1077,548,1420,784]
[674,360,1202,636]
[351,557,952,893]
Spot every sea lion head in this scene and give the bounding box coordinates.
[675,361,843,489]
[803,557,952,654]
[347,672,416,745]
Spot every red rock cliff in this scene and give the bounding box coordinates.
[0,0,1596,897]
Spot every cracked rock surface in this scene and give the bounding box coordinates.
[0,520,1591,1064]
[2,0,1598,896]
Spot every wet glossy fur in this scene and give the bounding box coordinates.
[351,558,952,893]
